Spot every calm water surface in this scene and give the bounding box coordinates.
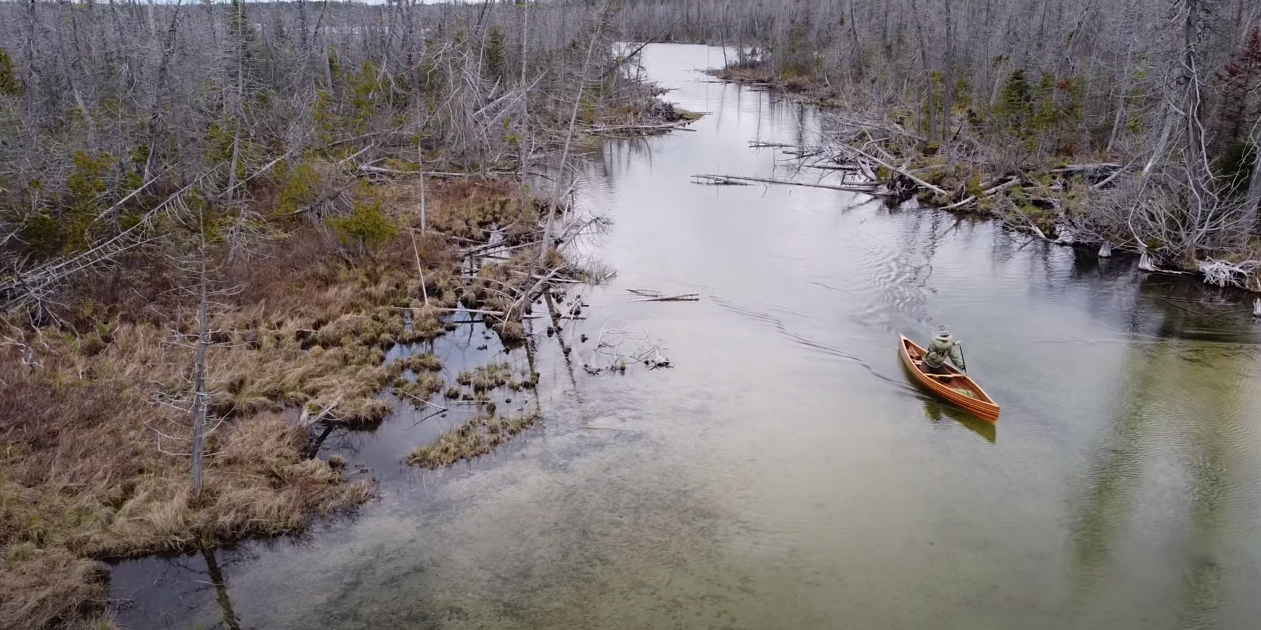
[111,44,1261,630]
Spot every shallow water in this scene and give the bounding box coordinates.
[110,44,1261,630]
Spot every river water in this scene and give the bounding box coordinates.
[111,44,1261,630]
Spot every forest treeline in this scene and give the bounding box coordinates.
[0,0,667,313]
[620,0,1261,287]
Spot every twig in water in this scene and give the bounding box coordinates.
[691,173,886,195]
[628,294,700,303]
[398,390,449,412]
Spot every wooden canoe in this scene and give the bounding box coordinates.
[898,335,1000,423]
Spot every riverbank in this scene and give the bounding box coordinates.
[105,43,1261,630]
[709,62,1261,294]
[0,95,699,629]
[0,178,495,630]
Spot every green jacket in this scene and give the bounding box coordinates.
[923,333,965,370]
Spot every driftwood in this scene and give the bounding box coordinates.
[939,178,1019,211]
[398,390,449,411]
[1090,161,1134,190]
[691,173,888,195]
[2,167,224,313]
[940,196,977,211]
[749,141,821,150]
[586,120,698,134]
[1197,258,1259,287]
[985,178,1022,196]
[803,163,861,171]
[512,266,565,316]
[299,395,343,427]
[844,145,949,197]
[693,175,752,186]
[1049,163,1123,174]
[1001,197,1049,240]
[628,293,699,302]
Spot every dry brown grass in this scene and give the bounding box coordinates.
[406,410,540,468]
[390,351,446,403]
[455,361,539,393]
[423,179,542,243]
[409,358,542,468]
[1,175,558,629]
[0,341,374,630]
[0,547,111,630]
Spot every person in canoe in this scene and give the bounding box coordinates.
[922,325,966,375]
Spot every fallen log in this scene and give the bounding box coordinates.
[803,163,861,171]
[749,141,821,150]
[628,293,700,303]
[1090,161,1135,191]
[690,174,890,195]
[1049,163,1123,174]
[587,120,698,134]
[940,196,977,211]
[693,175,752,186]
[1197,258,1258,287]
[934,178,1019,211]
[845,145,949,197]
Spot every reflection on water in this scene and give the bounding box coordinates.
[111,44,1261,630]
[913,383,998,444]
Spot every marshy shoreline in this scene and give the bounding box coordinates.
[0,160,689,630]
[2,71,698,630]
[705,61,1261,297]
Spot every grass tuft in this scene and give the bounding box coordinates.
[406,410,541,468]
[454,362,537,392]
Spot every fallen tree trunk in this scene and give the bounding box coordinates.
[936,178,1019,211]
[749,141,822,149]
[845,145,949,197]
[587,120,698,134]
[690,173,890,195]
[628,293,700,302]
[1048,163,1123,174]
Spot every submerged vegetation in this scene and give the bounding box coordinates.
[410,360,541,469]
[456,361,540,394]
[407,409,542,469]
